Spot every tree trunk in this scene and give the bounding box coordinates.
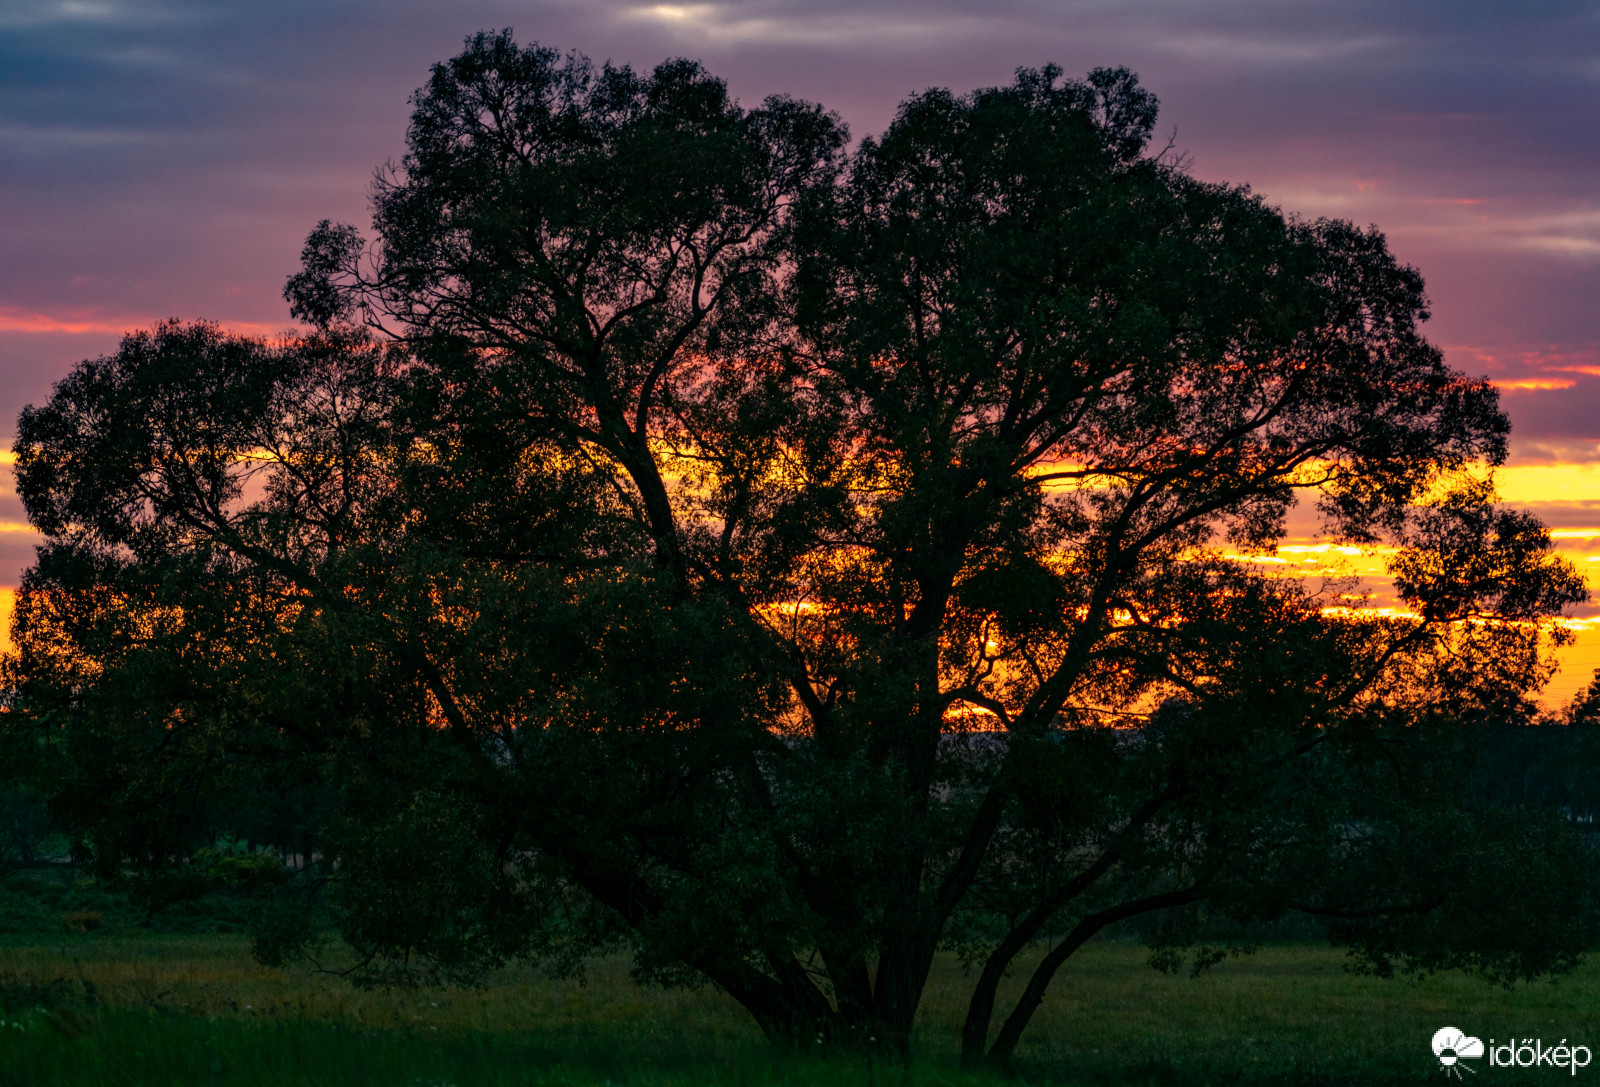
[960,920,1041,1068]
[960,793,1175,1066]
[984,888,1206,1069]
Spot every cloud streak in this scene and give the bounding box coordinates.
[0,306,282,336]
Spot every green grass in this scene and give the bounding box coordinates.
[1,933,1597,1085]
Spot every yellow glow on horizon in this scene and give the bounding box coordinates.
[1495,378,1577,391]
[1319,605,1419,621]
[1019,455,1600,515]
[1280,543,1400,556]
[1495,463,1600,505]
[3,448,1600,702]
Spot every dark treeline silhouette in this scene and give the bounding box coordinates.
[1470,681,1600,825]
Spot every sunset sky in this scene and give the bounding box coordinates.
[2,0,1598,699]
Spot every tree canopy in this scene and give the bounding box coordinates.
[7,32,1595,1067]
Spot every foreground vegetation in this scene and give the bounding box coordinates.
[2,931,1596,1085]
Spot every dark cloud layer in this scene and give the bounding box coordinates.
[2,0,1597,435]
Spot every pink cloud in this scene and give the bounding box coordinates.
[0,306,285,338]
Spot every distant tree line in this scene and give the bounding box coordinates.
[1469,680,1600,824]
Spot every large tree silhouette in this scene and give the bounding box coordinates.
[8,33,1594,1067]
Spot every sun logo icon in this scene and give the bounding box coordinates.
[1432,1027,1484,1078]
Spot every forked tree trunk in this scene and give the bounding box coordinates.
[968,887,1207,1070]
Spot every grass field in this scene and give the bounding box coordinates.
[1,933,1596,1085]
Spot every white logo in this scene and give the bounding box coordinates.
[1433,1027,1484,1078]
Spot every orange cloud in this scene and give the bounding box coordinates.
[0,307,139,334]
